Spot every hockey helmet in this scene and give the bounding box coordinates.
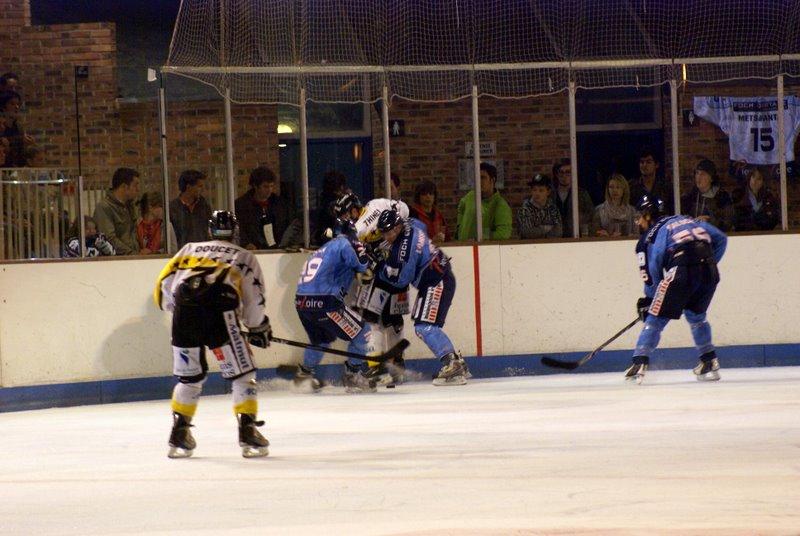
[377,209,404,233]
[333,192,362,218]
[208,210,238,239]
[636,195,666,221]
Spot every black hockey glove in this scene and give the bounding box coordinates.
[248,316,272,348]
[636,297,652,322]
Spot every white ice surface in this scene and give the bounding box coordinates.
[1,367,799,536]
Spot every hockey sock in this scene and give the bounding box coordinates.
[303,347,325,369]
[414,323,455,359]
[171,378,205,418]
[685,310,714,356]
[633,315,670,358]
[349,323,381,366]
[232,371,258,416]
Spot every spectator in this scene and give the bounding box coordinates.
[456,162,512,240]
[170,169,213,248]
[409,179,449,243]
[681,159,734,232]
[591,173,638,237]
[137,191,165,254]
[731,166,779,232]
[517,173,562,239]
[628,147,674,214]
[235,165,301,250]
[1,90,34,167]
[551,158,594,237]
[64,215,115,258]
[315,170,347,245]
[23,146,42,167]
[0,72,19,92]
[92,167,141,255]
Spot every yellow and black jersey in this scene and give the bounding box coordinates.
[154,240,266,329]
[355,199,409,244]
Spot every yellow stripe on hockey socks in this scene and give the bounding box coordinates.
[232,372,258,416]
[234,399,258,415]
[171,381,202,417]
[171,400,198,417]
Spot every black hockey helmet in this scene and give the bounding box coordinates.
[208,210,238,239]
[636,195,666,221]
[377,209,404,232]
[333,192,362,218]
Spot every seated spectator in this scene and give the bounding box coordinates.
[517,174,562,239]
[314,170,347,245]
[680,159,734,232]
[732,166,779,232]
[93,167,142,255]
[0,72,19,92]
[551,158,594,237]
[235,165,301,250]
[456,162,512,240]
[64,215,115,258]
[1,90,34,167]
[628,147,674,214]
[137,191,165,254]
[169,169,213,247]
[409,179,449,243]
[591,173,638,237]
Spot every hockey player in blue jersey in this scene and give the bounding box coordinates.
[375,209,469,386]
[625,196,728,384]
[295,232,377,393]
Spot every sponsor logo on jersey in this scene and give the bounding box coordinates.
[180,349,191,364]
[212,347,226,362]
[224,311,252,372]
[327,309,362,340]
[295,296,326,309]
[422,282,443,323]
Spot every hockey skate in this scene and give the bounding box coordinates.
[624,356,649,385]
[365,357,406,387]
[167,412,196,459]
[433,352,468,386]
[342,362,377,393]
[238,413,270,458]
[693,353,721,382]
[293,364,323,393]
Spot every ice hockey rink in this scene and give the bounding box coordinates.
[1,367,799,536]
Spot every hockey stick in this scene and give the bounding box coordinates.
[541,317,640,371]
[266,336,410,363]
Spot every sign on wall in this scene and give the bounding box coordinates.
[464,141,497,158]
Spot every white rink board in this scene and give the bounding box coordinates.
[0,234,798,387]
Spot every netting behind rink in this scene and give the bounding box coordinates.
[166,0,800,104]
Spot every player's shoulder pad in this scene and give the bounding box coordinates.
[645,216,671,243]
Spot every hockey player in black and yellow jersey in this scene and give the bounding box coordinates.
[155,210,271,458]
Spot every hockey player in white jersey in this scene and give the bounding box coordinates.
[155,210,271,458]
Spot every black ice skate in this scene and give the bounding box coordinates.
[167,412,196,459]
[293,364,323,393]
[433,352,468,386]
[238,413,270,458]
[342,362,377,393]
[624,356,649,385]
[693,352,721,382]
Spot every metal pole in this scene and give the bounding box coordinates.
[568,81,579,238]
[224,87,235,213]
[777,74,788,231]
[382,84,391,198]
[670,79,681,215]
[157,72,172,254]
[299,87,310,247]
[77,175,86,258]
[471,84,483,242]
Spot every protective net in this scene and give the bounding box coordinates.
[166,0,800,103]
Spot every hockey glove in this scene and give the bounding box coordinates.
[357,267,375,285]
[248,316,272,348]
[636,297,653,322]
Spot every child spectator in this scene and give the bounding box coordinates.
[681,159,734,232]
[518,174,562,239]
[456,162,512,240]
[591,173,638,237]
[409,179,449,243]
[137,191,165,254]
[731,166,779,231]
[64,216,116,257]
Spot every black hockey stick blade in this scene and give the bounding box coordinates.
[540,317,640,371]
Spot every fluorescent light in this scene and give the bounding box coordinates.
[277,123,293,134]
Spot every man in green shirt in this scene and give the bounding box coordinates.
[456,162,512,240]
[92,167,143,255]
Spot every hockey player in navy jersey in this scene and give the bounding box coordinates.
[625,196,728,384]
[375,209,469,386]
[295,231,378,393]
[155,210,271,458]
